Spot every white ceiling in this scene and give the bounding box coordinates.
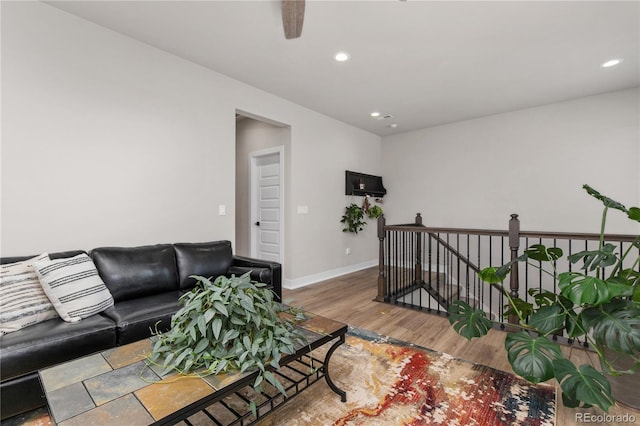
[46,0,640,136]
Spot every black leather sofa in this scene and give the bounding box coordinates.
[0,240,281,420]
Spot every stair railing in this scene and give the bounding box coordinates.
[376,213,638,335]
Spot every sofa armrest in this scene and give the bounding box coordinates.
[230,256,282,300]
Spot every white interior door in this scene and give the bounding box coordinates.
[250,149,283,262]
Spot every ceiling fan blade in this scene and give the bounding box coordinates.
[282,0,305,39]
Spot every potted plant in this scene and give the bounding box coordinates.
[148,273,305,400]
[367,205,383,219]
[448,185,640,412]
[341,203,367,234]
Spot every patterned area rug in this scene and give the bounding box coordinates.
[258,327,556,426]
[6,327,555,426]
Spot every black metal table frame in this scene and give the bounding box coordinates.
[155,324,348,426]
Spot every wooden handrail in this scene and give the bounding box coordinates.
[377,212,638,323]
[385,225,637,242]
[427,232,480,274]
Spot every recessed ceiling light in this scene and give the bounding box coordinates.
[601,59,622,68]
[335,52,350,62]
[370,112,380,117]
[387,124,398,129]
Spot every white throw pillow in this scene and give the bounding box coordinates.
[33,253,114,322]
[0,253,59,334]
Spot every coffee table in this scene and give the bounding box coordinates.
[39,311,347,425]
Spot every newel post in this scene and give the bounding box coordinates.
[414,213,423,285]
[375,214,386,302]
[508,214,520,327]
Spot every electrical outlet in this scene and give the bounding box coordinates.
[345,248,351,255]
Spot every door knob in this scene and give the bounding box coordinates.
[255,221,260,226]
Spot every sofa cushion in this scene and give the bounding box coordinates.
[0,315,116,381]
[91,244,178,302]
[174,241,233,290]
[0,254,58,334]
[100,291,182,345]
[34,254,114,322]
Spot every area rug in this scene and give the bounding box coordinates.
[257,327,556,426]
[6,327,555,426]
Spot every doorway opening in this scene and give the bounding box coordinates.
[235,112,289,264]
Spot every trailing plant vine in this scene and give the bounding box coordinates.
[341,197,384,234]
[341,203,367,234]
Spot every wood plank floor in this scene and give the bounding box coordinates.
[283,267,639,426]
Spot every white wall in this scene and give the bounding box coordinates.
[0,2,382,285]
[381,88,640,234]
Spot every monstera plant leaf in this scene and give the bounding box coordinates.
[502,297,534,321]
[568,243,618,272]
[558,273,625,305]
[528,304,566,335]
[505,331,562,383]
[564,307,586,339]
[524,244,563,262]
[447,300,492,340]
[628,207,640,222]
[553,358,614,412]
[528,288,559,307]
[478,266,507,284]
[583,184,627,212]
[581,299,640,355]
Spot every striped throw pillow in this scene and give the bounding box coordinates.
[0,253,59,334]
[33,253,114,322]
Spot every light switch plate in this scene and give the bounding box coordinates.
[218,205,226,216]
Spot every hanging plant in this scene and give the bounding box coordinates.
[367,205,383,219]
[341,203,367,234]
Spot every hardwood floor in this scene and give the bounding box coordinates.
[283,267,639,426]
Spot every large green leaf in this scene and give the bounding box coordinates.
[528,288,558,308]
[553,358,614,412]
[564,308,586,339]
[628,207,640,222]
[525,244,563,262]
[447,300,492,340]
[495,253,530,278]
[502,297,534,320]
[529,304,565,335]
[505,332,562,383]
[618,268,640,291]
[558,272,611,305]
[581,300,640,355]
[567,244,618,272]
[583,184,627,213]
[478,267,506,284]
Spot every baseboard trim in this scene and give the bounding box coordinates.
[283,259,377,290]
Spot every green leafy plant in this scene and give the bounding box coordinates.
[367,205,383,219]
[341,203,367,234]
[148,273,305,397]
[448,185,640,412]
